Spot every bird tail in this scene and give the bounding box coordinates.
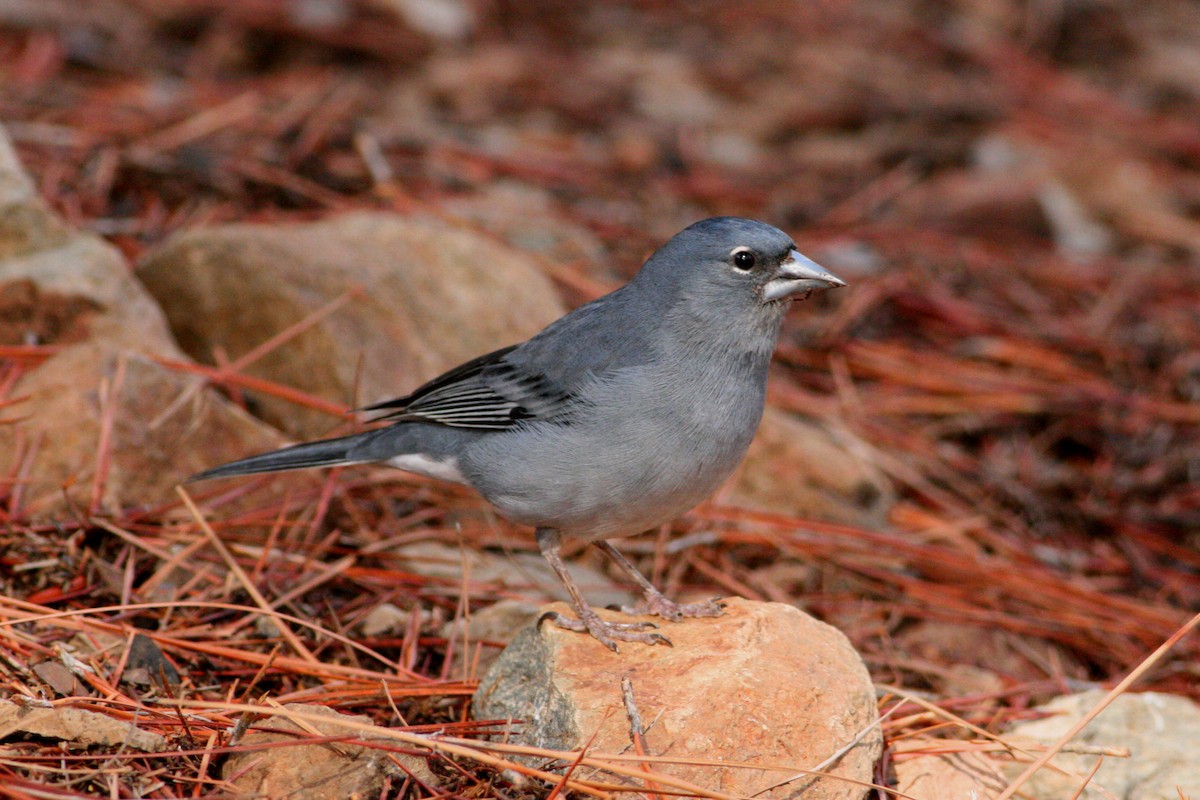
[189,432,371,481]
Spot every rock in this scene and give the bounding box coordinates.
[441,599,540,680]
[1037,181,1114,261]
[609,49,722,126]
[473,598,881,799]
[970,135,1113,260]
[358,602,415,638]
[0,122,288,514]
[136,211,567,438]
[31,661,90,698]
[441,182,608,270]
[369,0,475,41]
[813,240,887,279]
[121,633,181,690]
[0,235,179,354]
[2,341,288,515]
[0,125,35,206]
[0,127,177,355]
[0,698,166,751]
[892,739,1006,800]
[1000,690,1200,800]
[730,408,894,528]
[223,703,425,799]
[0,126,73,261]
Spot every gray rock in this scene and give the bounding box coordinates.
[0,125,176,353]
[441,599,541,681]
[1002,690,1200,800]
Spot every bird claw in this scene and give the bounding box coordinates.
[621,594,726,622]
[538,610,672,651]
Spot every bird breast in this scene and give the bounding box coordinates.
[461,356,767,539]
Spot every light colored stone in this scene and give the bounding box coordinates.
[369,0,475,40]
[0,234,180,353]
[0,124,37,207]
[359,602,414,637]
[0,698,165,751]
[441,181,608,269]
[137,211,567,438]
[731,407,894,528]
[473,598,881,799]
[2,341,289,515]
[0,125,177,354]
[892,739,1006,800]
[223,703,419,799]
[620,50,722,126]
[1000,690,1200,800]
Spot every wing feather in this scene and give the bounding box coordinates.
[360,343,574,430]
[360,288,647,431]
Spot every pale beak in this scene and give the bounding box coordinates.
[763,249,846,302]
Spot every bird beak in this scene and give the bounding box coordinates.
[763,249,846,302]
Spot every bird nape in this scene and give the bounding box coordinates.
[192,217,846,650]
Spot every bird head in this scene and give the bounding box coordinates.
[635,217,845,324]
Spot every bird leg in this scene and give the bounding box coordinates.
[594,539,726,621]
[535,528,670,651]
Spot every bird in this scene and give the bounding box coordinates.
[192,217,846,650]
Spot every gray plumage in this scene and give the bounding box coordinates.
[192,216,845,649]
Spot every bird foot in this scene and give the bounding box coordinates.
[539,610,672,651]
[621,594,726,622]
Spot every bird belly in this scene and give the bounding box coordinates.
[385,453,468,484]
[462,365,764,538]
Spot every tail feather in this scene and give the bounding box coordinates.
[189,433,370,481]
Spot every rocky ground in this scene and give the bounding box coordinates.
[0,1,1198,798]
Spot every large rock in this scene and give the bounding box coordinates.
[441,182,609,271]
[136,211,567,438]
[5,342,289,514]
[0,123,287,514]
[1001,690,1200,800]
[731,407,894,528]
[473,598,881,799]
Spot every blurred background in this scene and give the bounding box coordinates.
[1,0,1199,774]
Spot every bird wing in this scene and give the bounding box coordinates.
[360,344,565,429]
[362,288,647,430]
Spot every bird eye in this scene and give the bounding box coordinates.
[732,250,756,271]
